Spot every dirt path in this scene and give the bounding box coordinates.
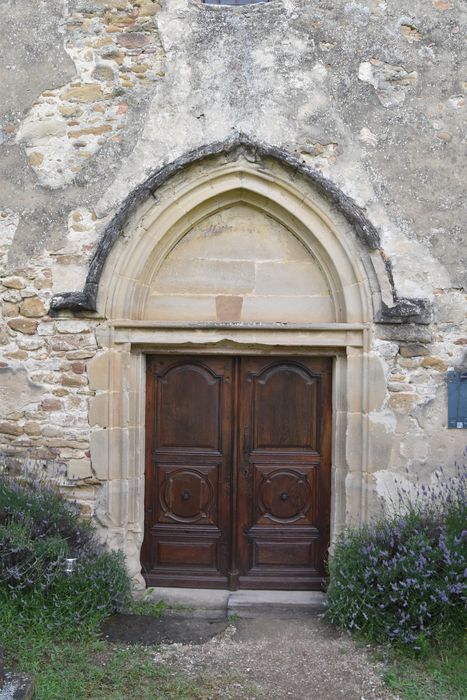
[152,615,398,700]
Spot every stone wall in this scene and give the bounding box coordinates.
[0,0,465,572]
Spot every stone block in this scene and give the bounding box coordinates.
[399,343,430,357]
[62,84,104,102]
[90,428,124,480]
[41,398,62,411]
[254,262,329,296]
[333,411,347,468]
[152,259,255,295]
[87,352,110,391]
[7,318,38,335]
[50,336,79,352]
[67,459,92,480]
[90,429,109,480]
[241,295,335,323]
[346,351,364,413]
[23,421,41,436]
[55,320,91,334]
[89,393,110,427]
[388,393,417,411]
[216,295,243,321]
[0,422,22,436]
[421,356,448,372]
[388,381,409,392]
[345,413,365,472]
[116,32,150,49]
[143,294,217,322]
[19,297,46,317]
[1,276,27,289]
[377,325,433,344]
[60,373,87,388]
[2,290,22,303]
[2,302,19,317]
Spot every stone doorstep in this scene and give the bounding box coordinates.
[143,587,326,618]
[0,672,35,700]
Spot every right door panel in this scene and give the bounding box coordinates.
[236,357,332,590]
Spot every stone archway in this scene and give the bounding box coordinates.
[83,149,387,583]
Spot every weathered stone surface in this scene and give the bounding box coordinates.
[7,319,38,335]
[388,393,417,411]
[421,357,449,372]
[41,398,62,412]
[358,59,417,107]
[23,421,41,436]
[116,32,150,49]
[2,277,27,290]
[2,302,19,317]
[67,459,93,480]
[0,422,22,436]
[399,344,430,358]
[0,671,35,700]
[19,297,46,318]
[62,85,105,103]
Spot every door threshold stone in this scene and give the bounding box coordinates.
[142,587,326,618]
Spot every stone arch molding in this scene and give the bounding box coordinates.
[102,164,372,325]
[50,138,431,325]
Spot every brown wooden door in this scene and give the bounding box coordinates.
[142,355,332,590]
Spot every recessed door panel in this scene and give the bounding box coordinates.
[252,364,318,451]
[253,464,318,526]
[156,465,219,525]
[156,363,222,451]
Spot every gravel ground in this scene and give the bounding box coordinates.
[153,615,399,700]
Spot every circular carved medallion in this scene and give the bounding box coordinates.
[258,469,311,523]
[160,469,213,523]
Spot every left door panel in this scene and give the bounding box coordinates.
[142,356,233,588]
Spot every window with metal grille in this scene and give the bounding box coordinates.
[202,1,271,5]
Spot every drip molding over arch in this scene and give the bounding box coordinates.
[50,136,431,325]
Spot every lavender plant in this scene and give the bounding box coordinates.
[0,476,130,629]
[326,468,466,651]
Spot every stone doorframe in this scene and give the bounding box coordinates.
[90,328,373,584]
[85,152,387,583]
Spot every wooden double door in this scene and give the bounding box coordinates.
[142,355,332,590]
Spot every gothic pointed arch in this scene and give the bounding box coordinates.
[50,137,430,325]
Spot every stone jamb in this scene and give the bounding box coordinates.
[90,324,371,584]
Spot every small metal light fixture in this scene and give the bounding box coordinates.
[65,558,77,575]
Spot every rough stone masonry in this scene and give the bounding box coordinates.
[0,0,465,580]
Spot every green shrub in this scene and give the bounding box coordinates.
[326,468,466,651]
[0,476,94,552]
[0,475,131,631]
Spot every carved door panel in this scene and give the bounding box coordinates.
[236,357,332,589]
[142,355,332,590]
[142,356,233,588]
